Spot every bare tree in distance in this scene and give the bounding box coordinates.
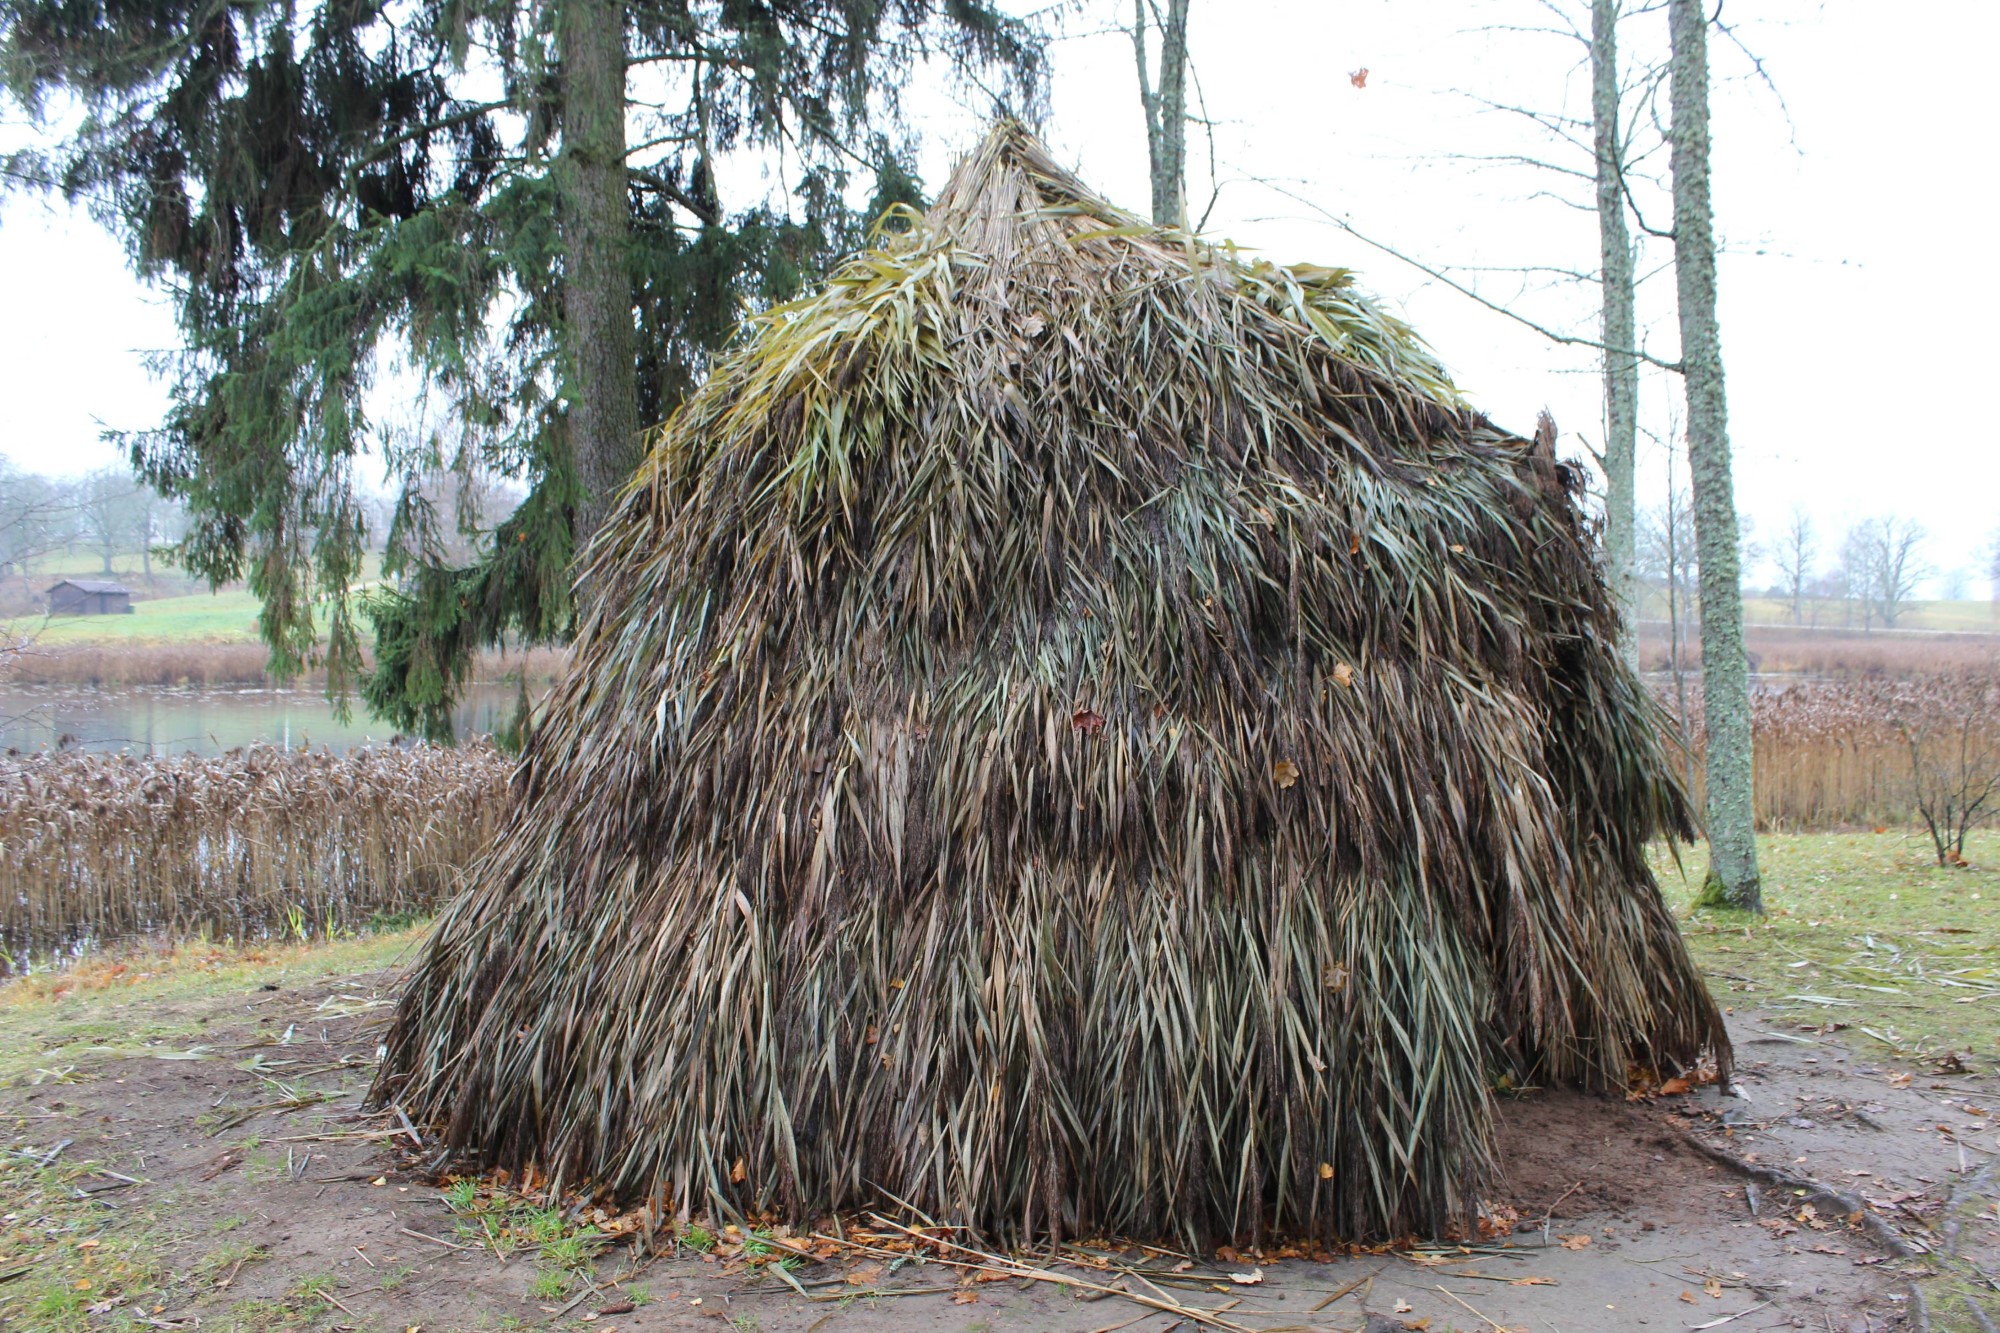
[1637,477,1698,785]
[1668,0,1759,912]
[1988,526,2000,617]
[1805,565,1849,631]
[1844,515,1930,630]
[70,468,148,577]
[0,461,75,601]
[1772,505,1817,626]
[1895,678,2000,867]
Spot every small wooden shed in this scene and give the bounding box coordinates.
[46,579,135,615]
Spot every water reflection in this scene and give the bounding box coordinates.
[0,682,523,756]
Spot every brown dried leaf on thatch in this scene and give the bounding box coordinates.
[372,121,1726,1246]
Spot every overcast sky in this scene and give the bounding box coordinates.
[2,0,1994,591]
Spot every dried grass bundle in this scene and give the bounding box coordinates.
[375,123,1725,1244]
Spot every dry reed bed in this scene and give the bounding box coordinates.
[0,743,511,960]
[1658,673,2000,829]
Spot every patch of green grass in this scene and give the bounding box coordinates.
[217,1296,304,1331]
[0,1153,172,1329]
[1668,830,2000,1068]
[285,1271,337,1314]
[529,1266,573,1299]
[679,1223,716,1253]
[192,1241,269,1289]
[441,1176,481,1211]
[0,926,430,1087]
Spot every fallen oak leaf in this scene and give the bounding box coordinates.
[1558,1234,1591,1250]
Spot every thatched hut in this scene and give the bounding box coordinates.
[376,123,1725,1245]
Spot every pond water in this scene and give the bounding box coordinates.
[0,681,525,756]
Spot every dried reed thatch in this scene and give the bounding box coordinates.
[375,123,1726,1244]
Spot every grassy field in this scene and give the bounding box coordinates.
[1669,829,2000,1065]
[8,588,268,645]
[0,927,427,1086]
[1739,595,2000,633]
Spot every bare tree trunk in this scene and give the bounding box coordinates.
[1593,0,1639,663]
[558,0,641,575]
[1668,0,1761,912]
[1131,0,1191,226]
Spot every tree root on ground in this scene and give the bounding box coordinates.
[1674,1123,2000,1332]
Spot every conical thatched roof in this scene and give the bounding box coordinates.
[375,122,1726,1245]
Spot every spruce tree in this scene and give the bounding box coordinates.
[1,0,1038,737]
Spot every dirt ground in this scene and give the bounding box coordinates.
[3,964,1995,1333]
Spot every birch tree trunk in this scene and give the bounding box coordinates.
[1667,0,1762,911]
[1593,0,1640,661]
[558,0,641,570]
[1132,0,1191,226]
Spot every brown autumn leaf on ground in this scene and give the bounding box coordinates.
[1071,707,1105,736]
[1349,67,1368,87]
[1557,1234,1591,1250]
[1658,1077,1692,1095]
[1273,759,1301,789]
[845,1262,885,1286]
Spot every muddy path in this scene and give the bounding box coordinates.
[3,964,1992,1332]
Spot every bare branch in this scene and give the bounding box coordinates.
[629,168,721,226]
[1242,173,1683,373]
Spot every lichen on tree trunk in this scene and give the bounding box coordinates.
[1131,0,1191,226]
[557,0,641,573]
[1668,0,1761,912]
[1593,0,1640,665]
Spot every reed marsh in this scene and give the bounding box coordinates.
[1657,671,2000,832]
[0,742,510,964]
